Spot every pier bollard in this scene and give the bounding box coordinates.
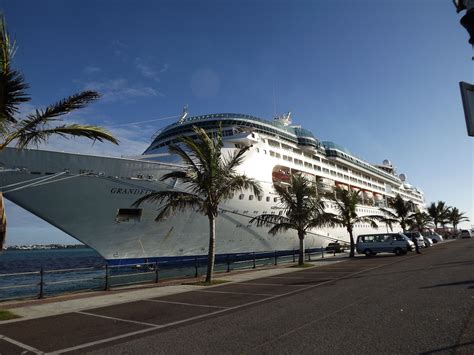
[155,262,159,283]
[227,254,231,273]
[194,257,199,278]
[274,251,278,266]
[38,268,44,299]
[252,252,256,269]
[104,265,110,291]
[321,246,324,259]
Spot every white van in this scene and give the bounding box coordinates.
[356,233,413,256]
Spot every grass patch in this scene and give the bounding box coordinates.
[290,263,315,268]
[184,279,229,286]
[0,309,20,321]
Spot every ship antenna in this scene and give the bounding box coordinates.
[178,104,189,124]
[272,84,277,117]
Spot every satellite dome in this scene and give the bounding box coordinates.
[383,159,392,166]
[399,173,407,182]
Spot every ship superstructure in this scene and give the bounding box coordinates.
[0,112,425,264]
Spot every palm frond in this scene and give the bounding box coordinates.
[356,215,380,229]
[22,91,100,129]
[249,214,291,228]
[160,170,190,183]
[0,15,30,124]
[221,146,249,173]
[268,222,296,236]
[11,124,118,149]
[224,174,263,199]
[305,212,339,231]
[379,207,397,219]
[168,143,201,174]
[132,190,204,221]
[0,69,29,124]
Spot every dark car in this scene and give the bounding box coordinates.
[325,242,347,253]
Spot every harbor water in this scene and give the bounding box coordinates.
[0,248,310,301]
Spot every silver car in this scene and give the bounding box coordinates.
[403,232,426,248]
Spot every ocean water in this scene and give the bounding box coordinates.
[0,248,310,301]
[0,248,104,273]
[0,248,105,300]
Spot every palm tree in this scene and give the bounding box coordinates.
[133,126,261,283]
[427,201,450,229]
[0,15,117,149]
[0,15,117,248]
[380,194,413,233]
[408,212,433,233]
[448,207,469,231]
[250,174,333,266]
[326,187,380,258]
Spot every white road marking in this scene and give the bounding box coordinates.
[144,299,228,309]
[197,290,275,296]
[76,311,158,327]
[239,282,303,287]
[0,334,43,354]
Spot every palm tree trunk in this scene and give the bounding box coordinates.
[0,192,7,251]
[348,227,355,258]
[0,192,6,249]
[205,215,216,283]
[298,231,305,266]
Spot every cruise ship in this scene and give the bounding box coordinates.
[0,111,426,264]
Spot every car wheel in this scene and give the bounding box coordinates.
[394,248,403,256]
[364,249,372,257]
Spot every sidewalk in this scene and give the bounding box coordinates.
[1,252,349,323]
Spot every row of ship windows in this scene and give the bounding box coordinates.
[256,147,386,192]
[260,145,421,200]
[238,194,279,202]
[234,194,387,212]
[267,137,396,183]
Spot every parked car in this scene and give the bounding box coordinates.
[403,232,426,248]
[325,242,347,253]
[423,231,443,243]
[356,233,413,256]
[423,236,434,247]
[459,229,472,238]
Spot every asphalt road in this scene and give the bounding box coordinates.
[84,239,474,355]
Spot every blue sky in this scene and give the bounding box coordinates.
[2,0,473,245]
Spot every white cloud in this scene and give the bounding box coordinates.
[111,40,127,57]
[36,122,153,157]
[83,78,163,102]
[135,58,169,82]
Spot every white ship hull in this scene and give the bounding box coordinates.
[0,147,385,263]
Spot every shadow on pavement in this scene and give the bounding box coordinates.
[419,340,474,354]
[421,280,474,289]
